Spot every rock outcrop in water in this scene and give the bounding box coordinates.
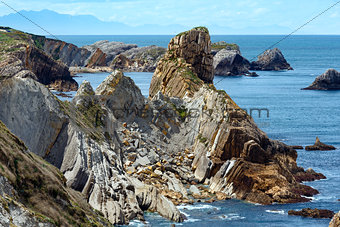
[250,48,293,71]
[303,69,340,90]
[305,137,336,151]
[212,42,258,77]
[288,208,335,219]
[0,27,78,91]
[149,27,321,205]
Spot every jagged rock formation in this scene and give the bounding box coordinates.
[305,137,336,151]
[83,40,138,65]
[330,211,340,227]
[288,208,335,219]
[250,48,293,71]
[167,27,214,83]
[0,27,78,91]
[303,69,340,90]
[0,71,184,225]
[0,26,327,224]
[42,37,92,67]
[0,120,112,226]
[149,27,322,205]
[41,37,166,73]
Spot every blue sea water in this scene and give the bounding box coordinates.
[60,35,340,226]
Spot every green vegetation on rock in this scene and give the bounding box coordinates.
[0,28,31,54]
[211,41,239,51]
[176,26,209,37]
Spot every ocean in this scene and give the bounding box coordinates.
[54,35,340,226]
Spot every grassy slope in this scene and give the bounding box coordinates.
[0,120,112,226]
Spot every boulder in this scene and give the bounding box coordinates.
[250,48,293,71]
[303,69,340,90]
[330,211,340,227]
[305,137,336,151]
[189,185,201,196]
[288,208,335,219]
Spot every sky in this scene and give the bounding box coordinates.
[0,0,340,34]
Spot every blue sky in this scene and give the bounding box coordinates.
[1,0,340,34]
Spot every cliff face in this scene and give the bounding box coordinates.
[0,120,112,226]
[149,27,321,205]
[0,28,78,92]
[42,38,92,67]
[167,27,214,83]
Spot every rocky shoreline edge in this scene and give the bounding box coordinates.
[0,26,338,226]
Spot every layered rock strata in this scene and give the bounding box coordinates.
[149,27,322,205]
[0,28,78,91]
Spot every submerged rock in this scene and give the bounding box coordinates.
[250,48,293,71]
[305,137,336,151]
[303,69,340,90]
[288,208,335,219]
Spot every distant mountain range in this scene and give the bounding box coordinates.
[0,9,292,35]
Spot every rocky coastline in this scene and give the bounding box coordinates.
[0,26,332,225]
